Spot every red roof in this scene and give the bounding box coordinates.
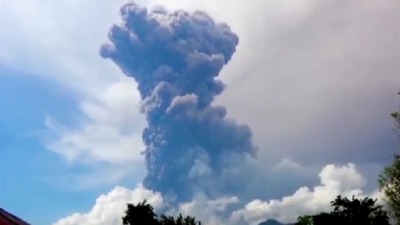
[0,208,30,225]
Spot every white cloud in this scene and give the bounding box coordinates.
[0,0,127,91]
[53,184,165,225]
[0,0,150,186]
[43,79,146,187]
[54,163,384,225]
[178,195,240,225]
[230,163,379,225]
[46,80,145,165]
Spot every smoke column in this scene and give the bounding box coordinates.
[101,2,258,201]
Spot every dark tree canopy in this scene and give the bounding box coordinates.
[122,201,158,225]
[295,195,389,225]
[122,200,201,225]
[379,90,400,225]
[160,214,200,225]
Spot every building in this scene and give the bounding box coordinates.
[0,208,30,225]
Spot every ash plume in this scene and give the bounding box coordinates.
[101,2,258,201]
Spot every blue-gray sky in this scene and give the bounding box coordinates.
[0,0,399,224]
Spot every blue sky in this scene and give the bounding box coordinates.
[0,67,79,223]
[0,66,143,224]
[1,0,400,225]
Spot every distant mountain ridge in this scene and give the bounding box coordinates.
[258,218,295,225]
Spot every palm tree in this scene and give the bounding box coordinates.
[327,195,389,225]
[298,195,390,225]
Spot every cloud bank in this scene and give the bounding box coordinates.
[54,163,383,225]
[53,184,165,225]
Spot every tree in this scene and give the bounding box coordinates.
[379,155,400,225]
[295,195,389,225]
[391,90,400,140]
[379,90,400,225]
[122,200,201,225]
[329,195,389,225]
[295,215,313,225]
[160,214,200,225]
[122,200,158,225]
[311,212,339,225]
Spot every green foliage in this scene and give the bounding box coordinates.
[391,90,400,140]
[295,215,313,225]
[379,155,400,225]
[379,90,400,225]
[122,200,201,225]
[296,195,389,225]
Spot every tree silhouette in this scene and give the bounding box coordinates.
[379,90,400,225]
[329,195,389,225]
[122,200,201,225]
[122,200,158,225]
[160,214,201,225]
[296,195,389,225]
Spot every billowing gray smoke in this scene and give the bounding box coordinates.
[101,2,258,201]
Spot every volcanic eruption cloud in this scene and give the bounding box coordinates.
[101,2,258,202]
